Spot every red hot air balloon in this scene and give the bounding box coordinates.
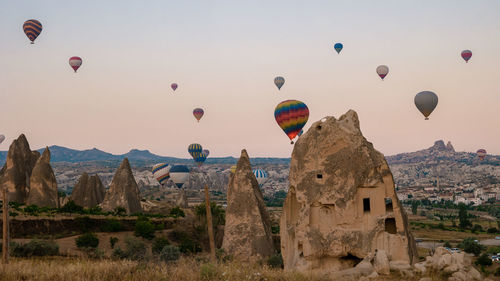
[171,83,178,91]
[69,56,83,72]
[274,100,309,144]
[477,149,487,160]
[461,50,472,63]
[193,108,204,122]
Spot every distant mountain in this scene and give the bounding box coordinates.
[0,145,289,166]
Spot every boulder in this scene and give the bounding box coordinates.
[280,110,418,275]
[221,149,274,261]
[71,173,105,208]
[26,148,59,208]
[467,267,482,281]
[0,134,40,203]
[373,250,390,275]
[101,158,142,214]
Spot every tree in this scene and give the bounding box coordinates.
[458,203,472,229]
[458,237,484,256]
[134,217,155,240]
[475,253,492,266]
[76,232,99,249]
[411,201,419,215]
[59,200,84,214]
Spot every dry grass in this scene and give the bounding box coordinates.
[0,256,330,281]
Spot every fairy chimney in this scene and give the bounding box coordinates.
[71,172,105,208]
[101,158,142,214]
[26,147,59,208]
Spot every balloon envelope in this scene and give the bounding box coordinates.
[188,143,203,158]
[275,100,309,144]
[152,163,170,185]
[376,65,389,80]
[461,50,472,62]
[477,149,487,160]
[23,19,42,44]
[193,108,204,122]
[194,151,208,167]
[230,165,237,174]
[0,135,5,144]
[414,91,438,120]
[253,169,268,187]
[69,57,82,72]
[334,43,343,54]
[169,165,190,188]
[171,83,178,91]
[274,76,285,90]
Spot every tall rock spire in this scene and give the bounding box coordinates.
[101,158,142,214]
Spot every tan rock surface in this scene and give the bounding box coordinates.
[280,110,418,274]
[176,189,188,208]
[222,149,274,261]
[0,134,40,203]
[26,148,59,207]
[101,158,142,214]
[70,172,105,208]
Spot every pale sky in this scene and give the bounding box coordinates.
[1,0,500,158]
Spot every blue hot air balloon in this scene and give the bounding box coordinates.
[334,43,343,54]
[253,169,268,187]
[188,143,203,159]
[169,165,190,188]
[194,151,208,167]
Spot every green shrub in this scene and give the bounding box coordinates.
[11,240,59,257]
[475,253,492,266]
[487,227,498,234]
[458,237,485,256]
[122,236,147,261]
[59,200,84,214]
[155,223,165,231]
[169,230,202,254]
[267,254,284,268]
[472,224,483,234]
[109,237,119,249]
[111,247,125,259]
[102,219,125,232]
[114,207,127,216]
[159,245,180,263]
[169,207,185,218]
[200,263,218,280]
[152,237,170,254]
[76,232,99,249]
[23,205,40,216]
[134,218,156,240]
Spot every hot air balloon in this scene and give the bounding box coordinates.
[376,65,389,80]
[275,100,309,144]
[297,129,304,138]
[461,50,472,63]
[194,151,208,167]
[414,91,438,120]
[202,149,209,157]
[171,83,178,91]
[23,20,42,44]
[188,143,203,159]
[0,135,5,144]
[253,169,268,187]
[152,163,170,185]
[477,149,487,161]
[69,57,82,73]
[193,108,204,122]
[274,76,285,90]
[334,43,343,54]
[230,165,237,174]
[169,165,190,188]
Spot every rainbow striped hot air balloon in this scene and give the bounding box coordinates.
[23,20,43,44]
[193,108,204,122]
[69,56,83,73]
[274,100,309,144]
[152,163,170,185]
[477,149,487,161]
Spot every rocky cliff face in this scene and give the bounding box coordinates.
[280,110,417,275]
[26,148,59,208]
[100,158,142,214]
[70,172,105,208]
[222,149,275,261]
[0,134,40,203]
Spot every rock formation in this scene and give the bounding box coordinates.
[101,158,142,214]
[0,134,40,203]
[280,110,417,275]
[176,189,188,208]
[26,148,59,208]
[222,149,274,261]
[446,141,455,152]
[70,172,105,208]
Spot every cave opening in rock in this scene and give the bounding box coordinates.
[363,198,370,212]
[340,253,362,267]
[385,197,393,212]
[385,217,397,234]
[316,174,322,179]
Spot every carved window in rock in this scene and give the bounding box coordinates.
[385,218,397,234]
[309,202,335,231]
[385,198,393,212]
[363,198,371,213]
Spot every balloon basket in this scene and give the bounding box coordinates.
[30,42,34,44]
[425,117,429,120]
